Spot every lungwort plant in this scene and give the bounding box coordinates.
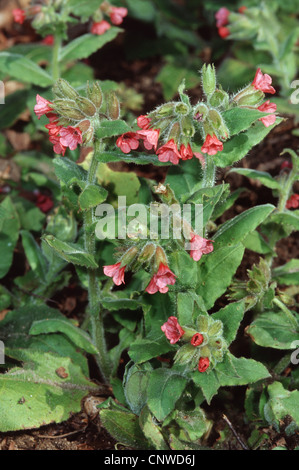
[0,62,298,450]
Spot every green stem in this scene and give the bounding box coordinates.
[273,298,298,328]
[52,33,62,81]
[84,140,111,383]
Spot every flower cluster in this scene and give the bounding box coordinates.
[161,315,226,373]
[215,5,247,38]
[286,194,299,210]
[91,1,128,35]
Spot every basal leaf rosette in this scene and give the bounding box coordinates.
[162,315,227,374]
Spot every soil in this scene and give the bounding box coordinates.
[1,11,299,452]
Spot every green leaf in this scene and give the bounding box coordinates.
[264,382,299,432]
[242,230,273,255]
[97,150,169,166]
[222,108,270,136]
[0,90,29,130]
[124,364,151,415]
[246,310,299,349]
[14,198,46,232]
[53,157,87,186]
[169,251,198,289]
[269,211,299,232]
[0,52,53,87]
[139,406,169,450]
[214,204,275,247]
[229,168,281,190]
[29,318,98,354]
[42,235,98,268]
[196,244,245,310]
[96,120,131,139]
[165,158,204,202]
[21,230,47,280]
[147,369,188,421]
[101,297,143,311]
[78,184,108,211]
[214,118,283,168]
[212,301,245,346]
[66,0,104,19]
[59,30,122,62]
[0,197,20,279]
[272,259,299,285]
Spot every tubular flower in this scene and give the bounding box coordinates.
[116,132,140,153]
[137,129,160,151]
[201,134,223,156]
[258,100,277,127]
[161,316,185,344]
[189,234,214,262]
[252,68,276,94]
[34,95,53,119]
[13,8,26,24]
[198,357,210,373]
[109,6,128,25]
[103,262,126,286]
[215,7,230,27]
[180,143,193,161]
[191,333,204,347]
[157,139,181,165]
[218,26,230,38]
[59,126,83,151]
[42,35,54,45]
[137,115,152,130]
[286,194,299,210]
[91,20,111,35]
[146,263,177,294]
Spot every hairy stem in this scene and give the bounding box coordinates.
[52,34,62,81]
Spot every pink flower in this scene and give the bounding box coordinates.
[238,6,247,13]
[146,263,177,294]
[34,95,53,119]
[137,129,160,151]
[258,100,277,127]
[137,115,151,130]
[194,152,206,166]
[252,68,276,94]
[218,26,230,38]
[91,20,111,35]
[116,132,140,154]
[59,127,83,151]
[161,316,185,344]
[281,161,293,170]
[157,139,181,165]
[191,333,204,347]
[215,7,230,27]
[201,134,223,156]
[35,193,54,213]
[198,357,210,373]
[103,262,126,286]
[180,143,193,161]
[109,6,128,25]
[42,35,54,46]
[286,194,299,210]
[189,234,214,262]
[13,8,26,24]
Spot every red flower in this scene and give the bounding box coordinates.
[286,194,299,210]
[258,100,277,127]
[109,6,128,25]
[201,134,223,156]
[157,139,181,165]
[161,316,185,344]
[59,127,83,151]
[91,20,111,35]
[42,35,54,46]
[137,129,160,151]
[116,132,140,154]
[35,193,54,213]
[146,263,177,294]
[252,68,276,94]
[137,115,151,130]
[191,333,204,347]
[189,234,214,262]
[215,7,230,27]
[198,357,210,373]
[103,262,126,286]
[218,26,230,38]
[281,161,293,170]
[238,6,247,13]
[180,143,193,161]
[13,8,26,24]
[34,95,53,120]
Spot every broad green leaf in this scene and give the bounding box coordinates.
[139,406,169,450]
[169,251,198,289]
[229,168,281,190]
[222,108,270,136]
[101,297,143,311]
[212,187,246,221]
[21,230,47,280]
[0,90,29,130]
[269,211,299,232]
[196,243,245,310]
[212,301,245,346]
[0,197,20,279]
[264,382,299,432]
[42,235,98,268]
[243,230,273,254]
[14,198,46,232]
[129,337,173,364]
[187,184,227,225]
[272,259,299,285]
[176,291,207,326]
[59,30,122,62]
[29,318,98,354]
[246,310,299,349]
[96,120,131,139]
[0,52,53,87]
[78,184,108,211]
[66,0,104,19]
[97,150,169,166]
[214,118,283,168]
[53,157,87,186]
[214,204,275,247]
[124,364,151,415]
[165,158,204,202]
[147,369,188,421]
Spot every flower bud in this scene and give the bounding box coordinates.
[53,79,79,101]
[120,246,139,268]
[233,85,264,106]
[193,103,209,122]
[75,96,97,117]
[86,81,103,109]
[155,103,175,118]
[175,102,190,116]
[208,319,223,336]
[154,246,168,271]
[167,122,181,143]
[181,115,195,137]
[106,92,120,120]
[207,109,229,140]
[53,99,86,120]
[201,64,217,97]
[196,315,209,333]
[174,343,199,367]
[209,88,229,108]
[137,243,156,264]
